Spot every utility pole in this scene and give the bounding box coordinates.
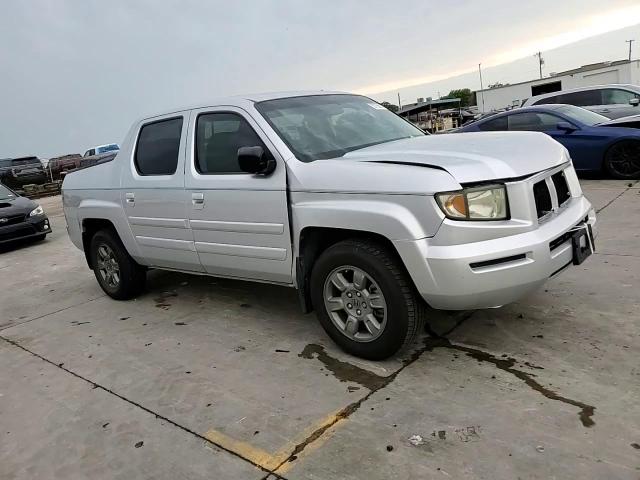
[397,92,402,110]
[535,51,544,79]
[626,39,635,61]
[478,63,485,114]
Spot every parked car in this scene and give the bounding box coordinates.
[83,143,119,157]
[0,156,47,190]
[0,183,51,244]
[456,104,640,179]
[597,113,640,129]
[522,84,640,119]
[62,92,595,360]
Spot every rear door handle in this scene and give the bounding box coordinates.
[192,192,204,209]
[125,192,135,205]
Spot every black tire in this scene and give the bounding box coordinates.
[604,140,640,179]
[90,229,146,300]
[310,239,425,360]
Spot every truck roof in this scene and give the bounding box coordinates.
[140,90,348,122]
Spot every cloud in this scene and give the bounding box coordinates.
[0,0,637,157]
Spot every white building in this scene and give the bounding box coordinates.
[477,59,640,112]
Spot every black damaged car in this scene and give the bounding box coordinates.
[0,183,51,245]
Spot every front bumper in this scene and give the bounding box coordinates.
[394,195,595,310]
[0,216,52,244]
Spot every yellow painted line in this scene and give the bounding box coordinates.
[203,428,289,471]
[203,408,346,472]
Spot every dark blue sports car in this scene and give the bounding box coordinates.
[456,104,640,179]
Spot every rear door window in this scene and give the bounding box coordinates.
[134,117,183,175]
[557,90,601,107]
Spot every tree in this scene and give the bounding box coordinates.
[380,101,399,113]
[442,88,472,107]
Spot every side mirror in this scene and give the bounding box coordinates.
[237,146,276,175]
[630,98,640,106]
[556,121,577,132]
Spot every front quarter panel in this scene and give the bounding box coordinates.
[291,192,445,249]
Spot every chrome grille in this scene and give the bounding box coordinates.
[551,172,570,205]
[532,170,571,219]
[533,181,552,218]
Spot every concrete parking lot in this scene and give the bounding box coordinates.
[1,180,639,479]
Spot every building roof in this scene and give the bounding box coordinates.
[398,97,461,115]
[476,59,636,93]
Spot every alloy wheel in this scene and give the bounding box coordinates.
[323,265,388,343]
[96,244,120,288]
[608,142,640,178]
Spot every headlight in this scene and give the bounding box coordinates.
[29,205,44,217]
[436,185,508,220]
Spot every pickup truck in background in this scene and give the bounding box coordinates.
[62,91,596,359]
[83,143,120,158]
[0,156,47,191]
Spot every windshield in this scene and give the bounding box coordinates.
[553,105,608,126]
[0,184,16,200]
[255,95,424,161]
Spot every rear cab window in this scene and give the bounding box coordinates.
[134,117,184,176]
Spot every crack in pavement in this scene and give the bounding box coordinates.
[0,294,106,333]
[280,313,475,470]
[287,311,596,470]
[595,180,637,214]
[423,320,596,428]
[594,252,640,258]
[0,335,281,478]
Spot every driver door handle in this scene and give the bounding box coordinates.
[192,192,204,209]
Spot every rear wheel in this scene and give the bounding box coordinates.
[310,239,425,360]
[604,140,640,179]
[90,229,146,300]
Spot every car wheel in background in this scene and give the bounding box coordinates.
[604,140,640,179]
[310,239,425,360]
[90,229,146,300]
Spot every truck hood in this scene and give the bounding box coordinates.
[342,131,567,184]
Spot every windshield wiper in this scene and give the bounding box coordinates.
[344,135,416,154]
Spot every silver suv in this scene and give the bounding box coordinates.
[62,92,596,359]
[523,84,640,119]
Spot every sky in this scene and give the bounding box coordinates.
[1,0,639,158]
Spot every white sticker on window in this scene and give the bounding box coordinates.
[368,103,386,110]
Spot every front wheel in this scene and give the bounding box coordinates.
[310,239,425,360]
[604,140,640,179]
[90,229,146,300]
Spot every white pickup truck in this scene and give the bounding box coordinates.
[63,91,596,359]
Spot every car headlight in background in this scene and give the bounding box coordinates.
[436,185,508,220]
[29,205,44,217]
